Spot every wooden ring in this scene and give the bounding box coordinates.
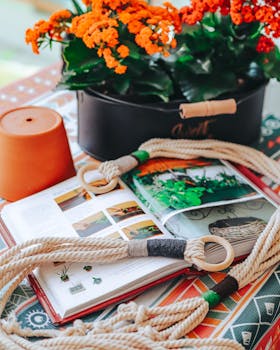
[192,235,235,272]
[77,162,119,194]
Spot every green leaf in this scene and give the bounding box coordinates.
[262,47,280,80]
[202,13,216,28]
[58,66,111,90]
[183,33,213,54]
[178,71,238,102]
[123,41,141,59]
[188,57,213,75]
[135,69,173,91]
[178,54,194,63]
[135,89,170,102]
[132,68,174,101]
[125,57,150,77]
[112,76,130,95]
[63,38,102,73]
[71,0,84,15]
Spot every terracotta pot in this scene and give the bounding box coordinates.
[77,83,266,160]
[0,106,76,201]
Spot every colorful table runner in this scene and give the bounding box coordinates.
[0,67,280,349]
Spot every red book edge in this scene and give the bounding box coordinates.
[28,266,201,325]
[233,164,280,206]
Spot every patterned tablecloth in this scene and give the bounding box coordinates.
[0,65,280,350]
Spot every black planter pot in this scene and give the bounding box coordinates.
[77,83,266,160]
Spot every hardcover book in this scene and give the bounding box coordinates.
[0,157,275,324]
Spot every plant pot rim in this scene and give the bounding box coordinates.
[85,79,268,113]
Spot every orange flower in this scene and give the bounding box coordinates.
[101,27,119,47]
[49,9,72,24]
[255,6,274,23]
[117,45,130,58]
[115,65,127,74]
[103,48,119,68]
[82,0,92,6]
[128,20,144,34]
[25,28,40,54]
[119,12,131,25]
[230,11,243,25]
[256,35,275,53]
[25,19,52,54]
[25,8,73,53]
[241,5,254,23]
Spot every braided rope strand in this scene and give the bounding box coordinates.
[2,138,280,349]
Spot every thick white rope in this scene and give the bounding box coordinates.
[2,138,280,350]
[139,139,280,185]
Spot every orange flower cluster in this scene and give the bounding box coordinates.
[70,0,180,74]
[181,0,279,58]
[181,0,280,40]
[230,0,280,35]
[181,0,230,25]
[25,9,72,54]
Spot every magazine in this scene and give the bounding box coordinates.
[0,157,276,324]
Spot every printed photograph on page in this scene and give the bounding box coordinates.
[122,158,261,221]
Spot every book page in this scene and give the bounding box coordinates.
[35,255,185,318]
[165,198,275,253]
[2,173,188,319]
[122,158,262,227]
[2,174,172,243]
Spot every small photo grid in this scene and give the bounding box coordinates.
[107,201,144,223]
[73,212,111,237]
[54,187,92,211]
[122,220,163,240]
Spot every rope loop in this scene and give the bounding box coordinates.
[3,138,280,350]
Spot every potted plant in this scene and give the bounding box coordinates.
[25,0,280,160]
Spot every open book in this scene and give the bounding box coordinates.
[0,157,276,324]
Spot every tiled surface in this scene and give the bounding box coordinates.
[0,62,61,115]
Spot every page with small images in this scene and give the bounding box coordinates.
[122,158,263,222]
[1,174,188,320]
[122,157,276,257]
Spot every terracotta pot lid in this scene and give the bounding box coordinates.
[0,106,61,136]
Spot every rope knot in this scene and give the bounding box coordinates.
[184,239,206,263]
[138,325,163,342]
[135,304,149,325]
[98,161,121,182]
[117,301,138,314]
[1,312,21,335]
[90,320,113,334]
[64,319,89,336]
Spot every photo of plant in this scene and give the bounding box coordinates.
[57,265,71,282]
[122,220,163,240]
[123,158,258,217]
[107,201,144,223]
[54,187,92,211]
[73,212,111,238]
[165,198,275,240]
